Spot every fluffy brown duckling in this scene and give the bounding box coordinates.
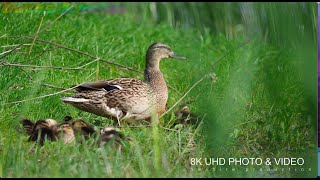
[98,127,132,152]
[62,116,96,140]
[54,122,75,144]
[71,119,96,139]
[21,118,58,146]
[174,104,200,126]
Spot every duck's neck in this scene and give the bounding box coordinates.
[144,57,168,113]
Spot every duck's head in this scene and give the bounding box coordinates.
[146,42,186,69]
[72,119,95,133]
[100,127,120,139]
[99,127,125,145]
[44,119,58,128]
[72,119,87,129]
[53,122,75,144]
[55,122,74,135]
[99,127,133,151]
[175,105,191,119]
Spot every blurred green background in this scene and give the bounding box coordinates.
[0,2,317,178]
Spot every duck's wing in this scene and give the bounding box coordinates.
[71,84,151,111]
[62,78,152,119]
[75,78,146,92]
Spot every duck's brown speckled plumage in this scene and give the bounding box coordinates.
[61,43,186,124]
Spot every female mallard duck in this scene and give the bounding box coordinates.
[61,43,186,124]
[21,118,58,146]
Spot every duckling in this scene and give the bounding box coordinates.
[61,115,96,140]
[61,42,186,124]
[174,104,200,126]
[71,119,96,140]
[21,118,58,146]
[54,122,75,144]
[98,127,131,152]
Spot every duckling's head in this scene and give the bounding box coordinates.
[180,104,191,113]
[100,127,120,139]
[72,119,88,129]
[56,122,74,135]
[99,127,133,152]
[146,42,186,69]
[54,122,75,144]
[99,127,124,145]
[175,105,191,119]
[44,119,58,128]
[72,119,95,133]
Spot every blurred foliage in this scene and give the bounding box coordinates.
[127,2,318,177]
[129,2,317,46]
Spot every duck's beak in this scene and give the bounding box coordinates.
[169,52,187,60]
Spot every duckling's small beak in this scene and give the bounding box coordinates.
[169,52,187,60]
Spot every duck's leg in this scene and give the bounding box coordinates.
[116,115,121,127]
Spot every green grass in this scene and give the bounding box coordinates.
[0,2,317,178]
